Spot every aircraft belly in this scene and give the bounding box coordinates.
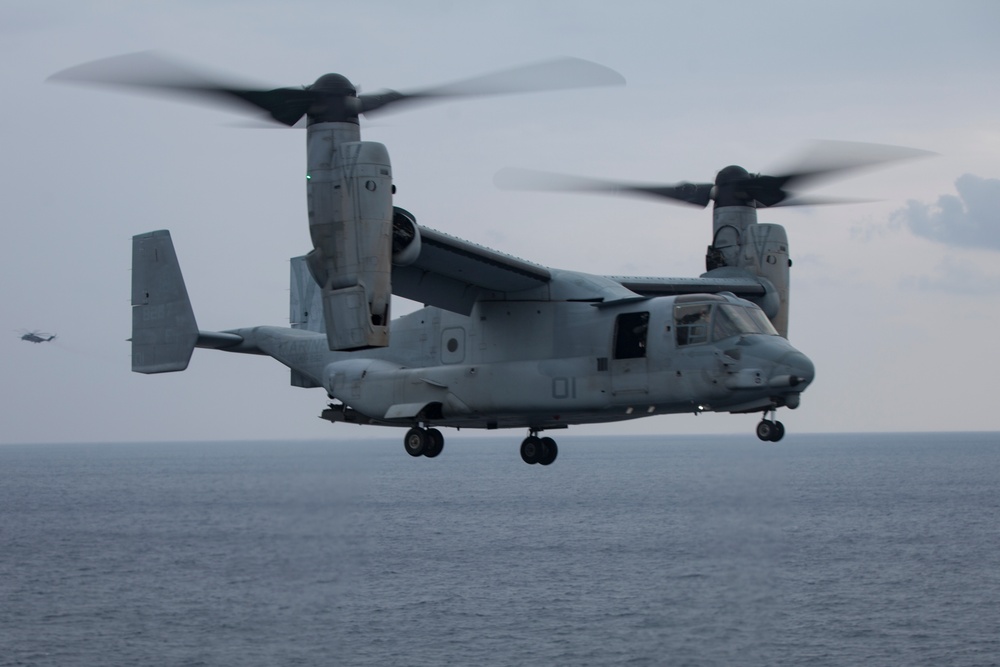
[466,359,610,415]
[340,357,614,427]
[383,402,430,420]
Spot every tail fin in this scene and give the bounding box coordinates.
[290,255,326,334]
[131,230,199,373]
[288,255,325,388]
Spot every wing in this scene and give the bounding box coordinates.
[608,273,767,299]
[392,226,553,313]
[390,226,770,313]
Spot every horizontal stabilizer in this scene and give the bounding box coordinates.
[131,230,198,373]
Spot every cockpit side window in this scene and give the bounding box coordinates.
[674,298,778,346]
[674,304,711,346]
[614,311,649,359]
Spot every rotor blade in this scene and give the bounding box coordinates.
[494,167,712,207]
[360,57,625,116]
[49,51,216,89]
[718,140,935,208]
[766,194,879,208]
[767,140,935,190]
[49,52,313,126]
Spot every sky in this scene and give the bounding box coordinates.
[2,0,999,444]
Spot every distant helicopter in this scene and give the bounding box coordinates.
[51,53,925,465]
[19,330,57,344]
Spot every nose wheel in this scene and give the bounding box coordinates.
[756,413,785,442]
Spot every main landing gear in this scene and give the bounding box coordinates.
[756,411,785,442]
[403,426,445,458]
[403,426,559,465]
[520,431,558,466]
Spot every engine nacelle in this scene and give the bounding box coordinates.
[306,130,393,351]
[391,206,422,267]
[706,204,791,337]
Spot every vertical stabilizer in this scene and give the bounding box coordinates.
[289,255,325,388]
[131,230,199,373]
[289,255,326,334]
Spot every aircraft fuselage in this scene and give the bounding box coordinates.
[231,292,813,433]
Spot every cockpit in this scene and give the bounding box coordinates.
[673,294,778,346]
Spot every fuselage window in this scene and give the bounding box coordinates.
[614,311,649,359]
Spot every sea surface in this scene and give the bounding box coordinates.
[2,433,998,666]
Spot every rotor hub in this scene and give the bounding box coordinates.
[715,165,750,186]
[310,73,356,96]
[303,74,363,125]
[714,165,755,208]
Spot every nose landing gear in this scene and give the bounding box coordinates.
[756,411,785,442]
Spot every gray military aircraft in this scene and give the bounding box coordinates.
[52,54,918,465]
[19,330,57,344]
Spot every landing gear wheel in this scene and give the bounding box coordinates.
[404,427,427,457]
[756,420,774,442]
[770,421,785,442]
[424,428,445,458]
[539,437,558,466]
[756,419,785,442]
[520,436,542,465]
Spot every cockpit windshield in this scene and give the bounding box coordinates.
[674,300,777,346]
[712,304,778,340]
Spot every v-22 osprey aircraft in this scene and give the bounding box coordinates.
[53,53,917,465]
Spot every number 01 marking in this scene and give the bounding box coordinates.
[552,377,577,399]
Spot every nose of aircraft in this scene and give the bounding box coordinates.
[762,346,815,393]
[780,350,815,389]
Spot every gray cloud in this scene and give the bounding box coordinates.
[890,174,1000,251]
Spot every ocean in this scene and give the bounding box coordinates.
[2,433,998,666]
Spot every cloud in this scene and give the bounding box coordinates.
[890,174,1000,251]
[899,256,1000,296]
